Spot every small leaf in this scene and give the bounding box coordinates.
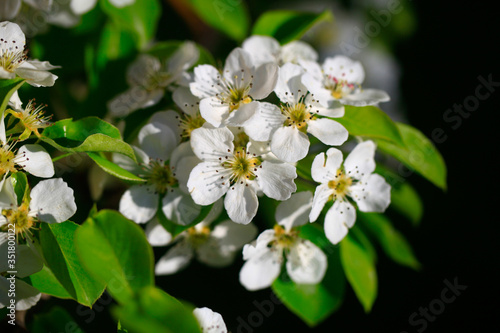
[39,222,106,307]
[87,152,146,184]
[187,0,250,41]
[271,224,345,326]
[252,10,332,44]
[26,266,72,300]
[41,117,136,161]
[336,105,404,146]
[113,286,202,333]
[376,122,447,190]
[100,0,161,49]
[340,233,378,312]
[74,210,154,305]
[29,306,85,333]
[359,212,421,270]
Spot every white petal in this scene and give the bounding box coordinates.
[187,162,229,205]
[223,48,253,83]
[311,148,343,184]
[190,126,234,161]
[8,90,22,110]
[286,239,327,284]
[15,61,58,87]
[250,62,279,100]
[0,177,17,209]
[239,247,282,291]
[174,155,200,193]
[70,0,97,14]
[307,118,348,146]
[0,0,21,21]
[225,100,259,127]
[193,307,227,332]
[119,185,158,224]
[309,183,333,222]
[109,0,135,8]
[170,141,195,171]
[17,144,54,178]
[242,35,280,66]
[108,86,164,117]
[322,56,365,84]
[324,200,356,244]
[196,237,236,267]
[350,174,391,212]
[344,140,376,178]
[150,110,182,140]
[211,220,258,252]
[127,54,161,87]
[242,229,275,260]
[138,121,178,160]
[190,65,223,98]
[30,178,77,224]
[0,21,26,51]
[340,89,390,106]
[167,41,199,77]
[199,97,230,128]
[155,241,193,275]
[270,126,309,163]
[112,146,146,175]
[276,191,313,231]
[275,63,305,104]
[243,102,285,142]
[301,71,332,106]
[281,41,318,64]
[145,218,172,247]
[256,161,296,201]
[297,59,323,81]
[162,188,201,226]
[172,86,200,117]
[224,183,258,224]
[305,94,345,118]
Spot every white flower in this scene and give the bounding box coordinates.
[171,86,206,140]
[154,200,258,275]
[301,55,390,107]
[0,177,77,238]
[0,234,43,310]
[242,35,318,67]
[189,47,278,128]
[0,141,54,179]
[193,307,227,333]
[117,120,201,225]
[309,141,391,244]
[239,191,327,291]
[187,125,297,224]
[108,42,199,117]
[269,63,348,163]
[70,0,134,15]
[0,21,59,87]
[0,0,52,21]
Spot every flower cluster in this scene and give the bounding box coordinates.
[113,34,392,292]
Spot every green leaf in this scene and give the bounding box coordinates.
[359,213,421,270]
[336,105,404,146]
[26,265,72,300]
[39,222,106,307]
[375,165,423,225]
[11,172,29,205]
[340,233,377,312]
[376,122,447,190]
[350,226,377,264]
[113,286,202,333]
[96,21,136,71]
[41,117,136,161]
[272,224,345,326]
[252,10,332,44]
[118,320,129,333]
[74,210,154,305]
[30,306,85,333]
[147,41,215,67]
[100,0,161,49]
[0,78,25,118]
[87,152,146,184]
[187,0,250,42]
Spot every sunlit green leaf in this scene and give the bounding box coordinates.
[27,265,72,300]
[87,152,145,184]
[252,10,332,44]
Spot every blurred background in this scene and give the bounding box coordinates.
[1,0,498,332]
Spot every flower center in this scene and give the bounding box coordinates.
[325,76,356,99]
[178,113,205,139]
[1,203,34,237]
[282,102,315,131]
[8,100,52,140]
[186,225,211,248]
[142,160,177,194]
[222,147,261,185]
[272,225,298,249]
[228,88,252,113]
[0,49,26,73]
[328,169,352,199]
[0,145,16,178]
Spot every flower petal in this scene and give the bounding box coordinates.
[282,41,318,64]
[155,241,193,275]
[162,187,201,226]
[239,247,282,291]
[211,220,258,252]
[307,118,348,146]
[108,86,164,117]
[323,56,365,84]
[350,174,391,212]
[138,121,178,161]
[0,0,21,21]
[119,184,158,224]
[309,183,333,222]
[225,100,259,127]
[167,41,199,76]
[324,200,356,244]
[275,63,305,104]
[145,218,172,247]
[250,62,279,100]
[193,307,227,332]
[311,148,343,184]
[339,88,390,106]
[187,162,229,205]
[286,239,327,284]
[276,191,313,231]
[150,110,182,139]
[172,86,200,117]
[243,102,285,142]
[256,160,296,201]
[190,126,234,161]
[190,65,223,98]
[270,126,309,163]
[17,144,54,178]
[0,21,26,51]
[15,61,58,87]
[30,178,77,224]
[242,35,280,66]
[199,96,230,128]
[224,183,258,224]
[343,140,376,178]
[70,0,98,14]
